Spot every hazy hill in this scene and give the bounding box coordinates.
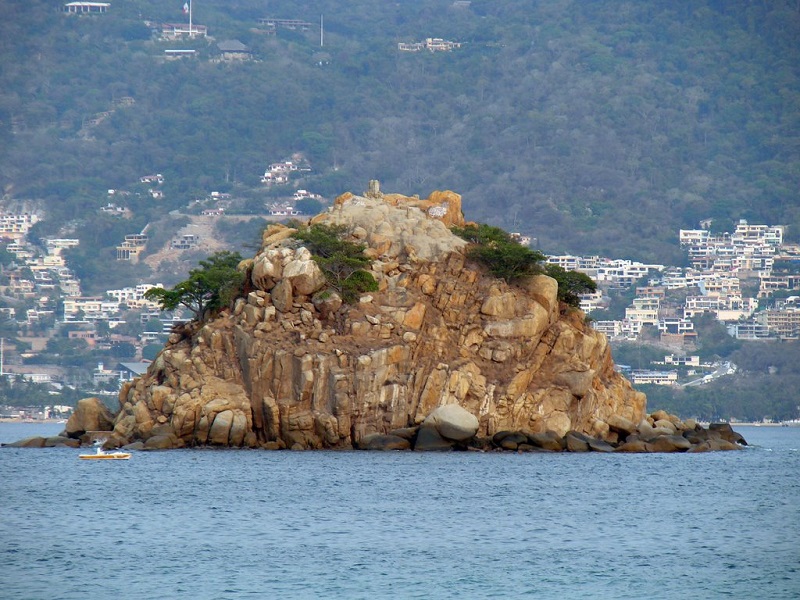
[1,0,798,278]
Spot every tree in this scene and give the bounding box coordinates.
[544,264,597,307]
[292,224,378,303]
[452,223,547,283]
[144,251,244,320]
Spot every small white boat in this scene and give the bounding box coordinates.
[79,445,131,460]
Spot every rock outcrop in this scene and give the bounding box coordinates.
[111,185,652,450]
[62,397,116,440]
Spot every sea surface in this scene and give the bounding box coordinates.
[1,422,798,599]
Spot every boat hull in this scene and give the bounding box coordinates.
[79,453,131,460]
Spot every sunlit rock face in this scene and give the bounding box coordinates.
[112,186,646,449]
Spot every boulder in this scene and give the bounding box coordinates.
[424,404,479,442]
[646,435,692,453]
[606,415,637,437]
[4,436,47,448]
[616,439,648,453]
[587,437,616,452]
[270,279,293,313]
[653,419,678,434]
[414,423,455,451]
[526,431,565,451]
[705,438,743,451]
[496,432,528,451]
[565,431,591,452]
[283,253,327,295]
[44,436,80,448]
[312,291,342,320]
[63,398,115,439]
[650,410,671,422]
[358,433,411,451]
[709,423,747,445]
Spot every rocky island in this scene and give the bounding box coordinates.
[5,183,746,452]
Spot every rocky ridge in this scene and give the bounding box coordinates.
[59,185,740,453]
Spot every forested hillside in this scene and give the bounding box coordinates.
[1,0,799,265]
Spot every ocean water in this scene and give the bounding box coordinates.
[1,423,798,599]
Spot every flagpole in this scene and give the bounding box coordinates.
[189,0,193,37]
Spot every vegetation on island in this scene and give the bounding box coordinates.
[143,251,244,320]
[291,224,378,303]
[452,223,547,282]
[452,223,596,306]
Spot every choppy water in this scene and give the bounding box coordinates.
[1,423,798,599]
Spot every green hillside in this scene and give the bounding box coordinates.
[1,0,799,269]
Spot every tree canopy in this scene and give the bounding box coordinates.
[292,223,378,303]
[452,223,547,283]
[144,250,244,319]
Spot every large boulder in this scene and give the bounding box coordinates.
[709,423,747,445]
[526,431,565,451]
[423,404,479,442]
[63,398,115,439]
[646,435,692,453]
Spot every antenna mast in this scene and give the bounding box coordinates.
[320,14,324,47]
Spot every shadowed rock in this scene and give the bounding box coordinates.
[526,430,565,451]
[414,423,455,451]
[359,433,411,451]
[565,431,591,452]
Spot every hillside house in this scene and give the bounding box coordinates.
[161,23,208,39]
[758,274,800,298]
[171,234,199,250]
[64,2,109,14]
[68,330,97,347]
[106,284,163,309]
[116,234,148,262]
[398,38,462,52]
[257,18,312,31]
[664,354,700,367]
[729,319,771,340]
[0,213,39,240]
[164,49,197,60]
[630,370,679,386]
[762,306,800,339]
[267,203,300,216]
[63,297,119,321]
[217,40,252,61]
[140,174,164,184]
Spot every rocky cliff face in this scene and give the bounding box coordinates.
[111,186,647,450]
